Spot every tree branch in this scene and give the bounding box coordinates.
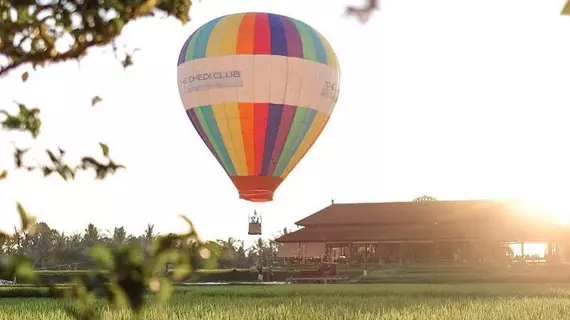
[346,0,379,23]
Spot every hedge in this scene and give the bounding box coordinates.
[8,264,570,285]
[0,286,67,298]
[9,268,362,284]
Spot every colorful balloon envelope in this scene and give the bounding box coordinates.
[177,12,340,202]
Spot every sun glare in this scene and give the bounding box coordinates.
[512,195,570,226]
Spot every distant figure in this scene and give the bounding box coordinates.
[257,265,263,282]
[268,265,273,282]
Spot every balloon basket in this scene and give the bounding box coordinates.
[248,211,262,235]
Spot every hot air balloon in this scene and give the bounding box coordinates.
[177,12,340,231]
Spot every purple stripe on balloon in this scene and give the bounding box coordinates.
[267,105,296,175]
[261,104,283,176]
[186,109,226,172]
[280,16,302,58]
[178,31,197,66]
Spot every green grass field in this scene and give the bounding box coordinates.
[2,283,570,319]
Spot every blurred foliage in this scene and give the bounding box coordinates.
[0,204,38,284]
[12,143,125,181]
[0,1,195,319]
[563,0,570,15]
[0,219,280,275]
[0,0,192,75]
[344,0,570,22]
[0,0,194,182]
[345,0,379,23]
[62,215,215,320]
[0,206,219,320]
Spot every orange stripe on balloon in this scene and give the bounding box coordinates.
[239,102,255,175]
[253,103,269,175]
[236,13,256,54]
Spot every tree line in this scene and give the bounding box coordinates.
[0,221,289,271]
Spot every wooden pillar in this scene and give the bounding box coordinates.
[521,242,525,264]
[432,241,440,264]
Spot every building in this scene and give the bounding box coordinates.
[275,199,570,265]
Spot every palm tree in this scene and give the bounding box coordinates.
[83,223,100,245]
[144,224,157,242]
[141,224,158,259]
[216,237,238,252]
[112,226,127,245]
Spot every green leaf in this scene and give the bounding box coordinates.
[178,215,196,236]
[91,96,103,106]
[563,0,570,15]
[0,232,8,245]
[99,142,109,157]
[122,54,133,68]
[14,260,35,281]
[42,167,53,177]
[16,202,30,231]
[0,170,7,180]
[32,61,45,71]
[108,283,129,309]
[89,245,115,270]
[171,261,191,281]
[46,150,57,162]
[21,72,29,82]
[156,278,173,305]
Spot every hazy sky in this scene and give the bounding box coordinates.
[1,0,570,244]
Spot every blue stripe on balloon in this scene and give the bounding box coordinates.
[200,105,236,176]
[193,17,223,59]
[302,21,327,65]
[268,13,288,56]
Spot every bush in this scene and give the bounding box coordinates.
[0,286,67,298]
[15,270,108,285]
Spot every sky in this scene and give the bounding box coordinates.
[1,0,570,245]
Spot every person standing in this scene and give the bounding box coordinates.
[257,265,263,282]
[268,265,273,282]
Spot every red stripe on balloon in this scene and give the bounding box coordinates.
[253,13,271,54]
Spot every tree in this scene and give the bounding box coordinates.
[144,224,157,242]
[112,227,128,245]
[83,223,100,245]
[345,0,570,22]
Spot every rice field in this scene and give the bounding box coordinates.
[2,283,570,319]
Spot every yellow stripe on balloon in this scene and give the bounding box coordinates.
[211,104,239,175]
[225,102,248,175]
[280,112,329,178]
[206,15,232,56]
[219,13,244,55]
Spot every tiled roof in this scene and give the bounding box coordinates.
[294,199,552,226]
[276,221,570,243]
